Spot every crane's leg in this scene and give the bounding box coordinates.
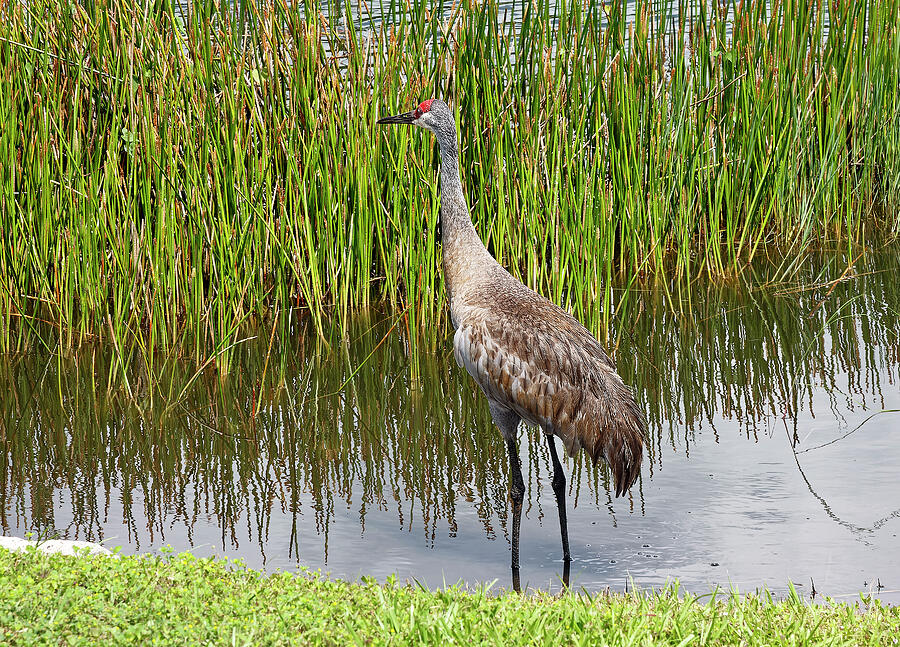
[546,434,571,567]
[491,404,524,592]
[506,436,525,592]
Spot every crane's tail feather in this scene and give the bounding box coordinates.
[560,387,645,497]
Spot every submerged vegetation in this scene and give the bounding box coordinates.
[0,0,898,356]
[2,549,899,646]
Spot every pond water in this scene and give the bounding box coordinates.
[1,246,898,601]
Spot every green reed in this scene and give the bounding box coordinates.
[0,0,898,357]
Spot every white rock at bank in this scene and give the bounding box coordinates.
[0,536,114,556]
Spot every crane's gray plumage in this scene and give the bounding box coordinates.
[378,97,645,587]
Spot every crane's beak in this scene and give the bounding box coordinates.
[377,110,416,125]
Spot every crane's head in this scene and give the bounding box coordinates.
[377,98,452,136]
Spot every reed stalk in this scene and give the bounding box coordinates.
[0,0,897,357]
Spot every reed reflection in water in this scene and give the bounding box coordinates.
[1,247,898,597]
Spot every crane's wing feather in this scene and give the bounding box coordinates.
[454,298,644,496]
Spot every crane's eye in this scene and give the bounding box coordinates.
[414,108,422,119]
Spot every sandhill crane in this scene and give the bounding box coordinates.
[378,98,645,591]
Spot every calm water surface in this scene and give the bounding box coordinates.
[2,248,898,600]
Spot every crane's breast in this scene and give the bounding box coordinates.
[453,322,562,428]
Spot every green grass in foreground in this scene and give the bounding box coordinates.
[1,549,898,646]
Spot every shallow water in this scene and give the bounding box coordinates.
[2,247,898,601]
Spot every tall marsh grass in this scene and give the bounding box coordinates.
[0,0,898,356]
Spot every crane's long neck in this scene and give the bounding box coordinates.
[434,122,491,305]
[436,130,476,246]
